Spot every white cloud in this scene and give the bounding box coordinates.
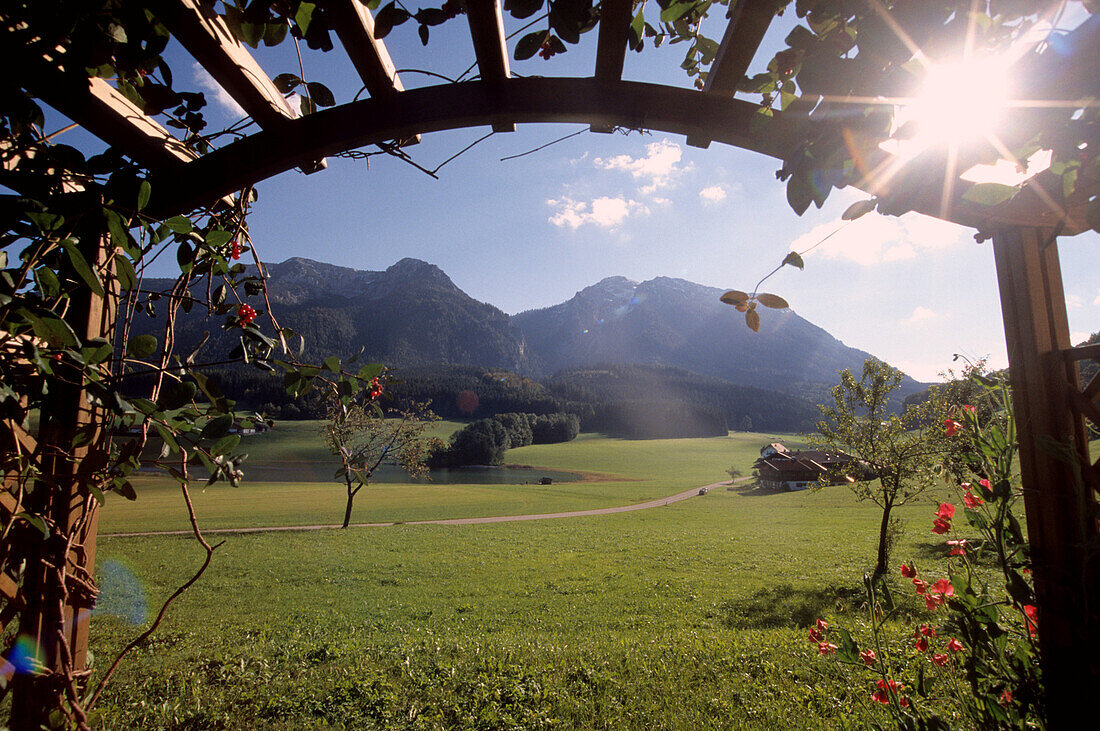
[905,306,939,324]
[192,63,245,117]
[699,185,727,203]
[1066,294,1084,309]
[594,140,687,194]
[789,212,969,266]
[547,196,648,229]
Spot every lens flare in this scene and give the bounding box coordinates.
[94,559,148,625]
[912,56,1011,147]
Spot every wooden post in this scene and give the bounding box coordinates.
[991,226,1099,728]
[9,219,115,727]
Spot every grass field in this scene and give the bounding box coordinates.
[89,426,978,729]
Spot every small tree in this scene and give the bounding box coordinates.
[816,358,943,580]
[322,392,440,528]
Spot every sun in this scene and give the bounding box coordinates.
[910,56,1012,148]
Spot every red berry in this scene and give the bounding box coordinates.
[230,240,241,260]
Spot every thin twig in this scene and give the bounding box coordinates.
[501,128,587,161]
[86,458,224,710]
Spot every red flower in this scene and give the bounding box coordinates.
[814,618,829,632]
[963,491,983,509]
[860,649,877,666]
[900,563,917,578]
[1023,605,1038,638]
[946,637,963,653]
[931,653,949,666]
[932,518,952,534]
[979,478,992,493]
[876,679,902,692]
[917,625,938,638]
[936,503,956,520]
[961,405,976,414]
[871,689,889,704]
[915,637,929,652]
[999,688,1013,706]
[943,418,962,436]
[930,579,954,597]
[872,679,905,705]
[925,594,943,611]
[947,539,968,556]
[913,578,928,594]
[808,627,823,643]
[817,641,838,655]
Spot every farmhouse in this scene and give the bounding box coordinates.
[754,443,862,492]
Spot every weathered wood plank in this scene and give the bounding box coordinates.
[465,0,513,132]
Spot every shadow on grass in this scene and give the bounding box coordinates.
[725,481,789,497]
[719,583,865,629]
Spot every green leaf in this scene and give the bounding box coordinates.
[416,8,448,25]
[61,241,105,297]
[357,363,384,382]
[34,266,60,298]
[745,308,761,332]
[306,82,335,107]
[660,1,695,23]
[515,30,549,60]
[114,252,137,291]
[374,2,411,39]
[205,229,234,248]
[719,290,749,306]
[165,215,192,233]
[177,241,194,273]
[211,434,241,457]
[126,334,158,359]
[505,0,544,19]
[137,180,152,210]
[202,414,234,439]
[273,73,302,94]
[962,182,1018,207]
[158,379,197,410]
[323,355,342,373]
[842,198,876,220]
[17,512,49,537]
[786,172,813,216]
[835,627,858,663]
[756,293,789,309]
[418,23,429,45]
[782,251,805,269]
[295,2,316,34]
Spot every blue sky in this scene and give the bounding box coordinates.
[167,6,1098,381]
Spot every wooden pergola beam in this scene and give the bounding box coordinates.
[594,0,633,82]
[147,77,805,215]
[328,0,405,97]
[150,0,296,128]
[465,0,514,132]
[590,0,635,134]
[686,0,777,148]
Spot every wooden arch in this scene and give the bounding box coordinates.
[3,0,1099,727]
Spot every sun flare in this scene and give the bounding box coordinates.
[912,57,1012,147]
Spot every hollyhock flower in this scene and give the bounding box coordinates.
[946,637,963,653]
[944,418,962,436]
[1024,605,1039,638]
[930,579,954,597]
[963,491,983,509]
[860,649,877,666]
[932,518,952,534]
[818,641,838,655]
[915,637,929,652]
[931,653,949,666]
[913,578,928,594]
[936,503,956,520]
[900,563,917,578]
[947,539,968,556]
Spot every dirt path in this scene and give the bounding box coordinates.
[102,479,741,539]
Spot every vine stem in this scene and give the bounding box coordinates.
[86,453,224,710]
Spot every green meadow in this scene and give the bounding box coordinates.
[90,425,971,729]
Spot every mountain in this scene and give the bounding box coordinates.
[512,275,924,399]
[138,257,534,373]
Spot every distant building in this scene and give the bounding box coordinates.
[753,443,863,491]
